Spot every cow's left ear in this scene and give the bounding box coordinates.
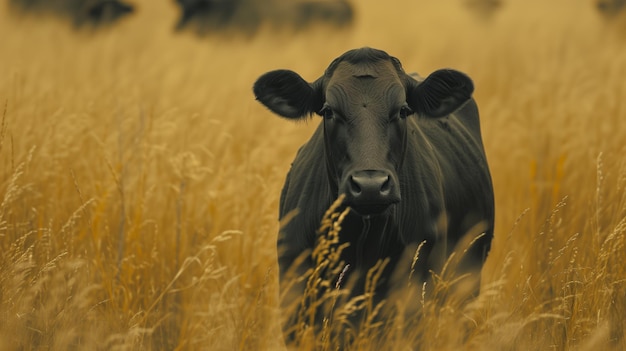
[406,69,474,118]
[253,69,323,119]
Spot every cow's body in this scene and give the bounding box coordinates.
[253,48,494,345]
[174,0,353,35]
[597,0,626,16]
[9,0,134,28]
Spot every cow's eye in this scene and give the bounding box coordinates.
[399,106,413,119]
[320,107,334,120]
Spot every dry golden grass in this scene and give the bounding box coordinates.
[1,0,626,349]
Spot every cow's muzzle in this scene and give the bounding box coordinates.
[342,170,400,215]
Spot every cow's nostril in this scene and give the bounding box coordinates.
[349,175,362,195]
[380,176,391,195]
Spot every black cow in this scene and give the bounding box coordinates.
[9,0,134,28]
[174,0,353,35]
[82,0,134,26]
[174,0,241,33]
[596,0,626,17]
[463,0,503,21]
[254,48,494,344]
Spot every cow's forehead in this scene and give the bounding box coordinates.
[325,60,405,109]
[328,60,401,82]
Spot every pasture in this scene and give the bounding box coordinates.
[1,0,625,349]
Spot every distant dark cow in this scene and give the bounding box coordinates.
[83,0,133,26]
[174,0,353,35]
[254,48,494,343]
[463,0,503,20]
[9,0,134,28]
[596,0,626,16]
[174,0,240,33]
[281,0,353,30]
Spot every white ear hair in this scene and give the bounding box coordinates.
[408,72,424,82]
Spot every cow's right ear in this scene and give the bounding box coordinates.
[253,70,323,119]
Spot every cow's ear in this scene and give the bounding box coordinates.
[406,69,474,118]
[253,69,323,119]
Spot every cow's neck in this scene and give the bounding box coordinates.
[338,209,396,271]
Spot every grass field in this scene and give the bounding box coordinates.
[1,0,626,349]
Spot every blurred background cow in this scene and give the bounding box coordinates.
[594,0,626,37]
[8,0,135,28]
[463,0,504,21]
[596,0,626,17]
[174,0,354,35]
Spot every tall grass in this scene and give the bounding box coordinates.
[0,0,625,349]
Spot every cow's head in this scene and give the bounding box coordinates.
[253,47,473,215]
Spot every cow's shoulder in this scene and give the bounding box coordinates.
[279,124,330,233]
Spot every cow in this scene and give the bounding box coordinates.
[174,0,353,35]
[174,0,241,33]
[463,0,503,21]
[596,0,626,17]
[253,47,494,345]
[81,0,134,26]
[276,0,353,30]
[9,0,134,28]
